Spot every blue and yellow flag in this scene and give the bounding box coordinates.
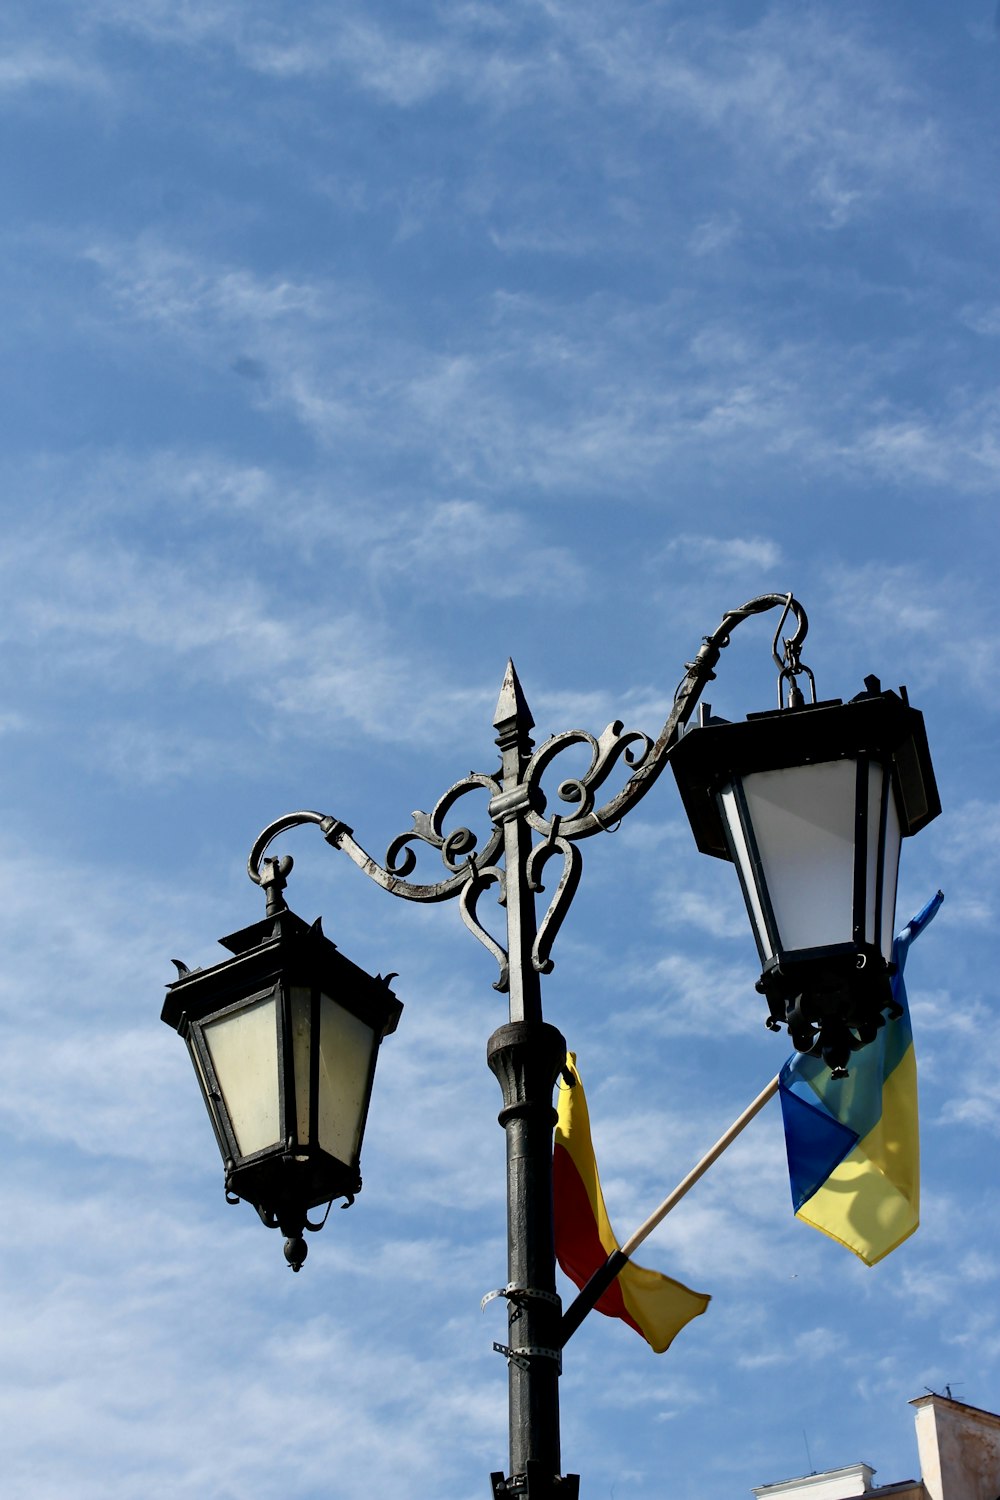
[778,891,943,1265]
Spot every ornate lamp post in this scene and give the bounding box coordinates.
[162,593,939,1500]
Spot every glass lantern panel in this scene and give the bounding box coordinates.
[719,785,772,959]
[862,762,887,951]
[318,995,377,1165]
[880,780,903,961]
[203,995,281,1158]
[289,985,313,1149]
[741,759,857,954]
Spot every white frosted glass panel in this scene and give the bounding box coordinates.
[864,763,885,947]
[204,996,280,1157]
[880,790,902,961]
[742,760,857,952]
[719,785,772,958]
[290,986,312,1147]
[317,996,376,1164]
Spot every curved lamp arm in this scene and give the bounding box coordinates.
[248,810,486,903]
[245,593,811,980]
[552,591,808,841]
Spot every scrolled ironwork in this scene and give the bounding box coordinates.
[520,721,654,834]
[526,832,582,976]
[385,771,503,881]
[459,859,510,991]
[551,592,811,841]
[246,593,809,985]
[248,810,333,885]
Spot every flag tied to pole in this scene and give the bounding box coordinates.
[779,890,943,1265]
[553,1054,710,1352]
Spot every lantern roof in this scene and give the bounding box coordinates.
[669,678,940,862]
[161,907,401,1038]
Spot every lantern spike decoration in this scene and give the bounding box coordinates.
[669,659,941,1076]
[160,859,402,1270]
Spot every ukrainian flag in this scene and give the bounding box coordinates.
[779,891,943,1266]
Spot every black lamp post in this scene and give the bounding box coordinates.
[162,593,939,1499]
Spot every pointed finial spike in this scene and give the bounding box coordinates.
[493,658,534,732]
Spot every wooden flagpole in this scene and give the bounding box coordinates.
[560,1073,780,1346]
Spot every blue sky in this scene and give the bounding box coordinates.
[2,3,999,1497]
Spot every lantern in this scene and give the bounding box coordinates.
[670,676,939,1073]
[162,894,401,1270]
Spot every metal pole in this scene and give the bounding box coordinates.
[487,664,578,1500]
[488,1022,573,1500]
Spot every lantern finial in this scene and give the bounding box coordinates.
[259,854,293,917]
[284,1235,307,1272]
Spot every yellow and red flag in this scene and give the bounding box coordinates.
[553,1054,710,1353]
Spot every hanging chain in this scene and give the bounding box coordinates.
[771,593,817,708]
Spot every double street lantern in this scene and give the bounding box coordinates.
[161,593,940,1499]
[161,854,401,1270]
[670,674,940,1074]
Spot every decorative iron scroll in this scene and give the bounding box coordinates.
[247,593,812,989]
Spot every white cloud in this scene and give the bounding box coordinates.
[961,303,1000,337]
[656,887,749,941]
[83,239,336,349]
[737,1325,847,1371]
[0,48,106,95]
[816,563,1000,697]
[551,3,946,222]
[848,399,1000,492]
[688,213,742,258]
[0,515,492,753]
[661,533,784,577]
[937,799,1000,871]
[3,1,962,251]
[63,228,1000,503]
[618,951,765,1040]
[359,497,589,603]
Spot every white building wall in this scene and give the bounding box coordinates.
[912,1395,1000,1500]
[751,1395,1000,1500]
[752,1462,876,1500]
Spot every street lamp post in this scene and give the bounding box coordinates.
[162,592,939,1500]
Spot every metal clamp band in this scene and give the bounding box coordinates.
[482,1283,561,1312]
[492,1341,563,1374]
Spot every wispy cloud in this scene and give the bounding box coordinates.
[961,303,1000,337]
[73,231,1000,504]
[0,483,571,759]
[660,533,783,578]
[0,529,423,757]
[848,395,1000,492]
[0,48,106,96]
[656,887,750,942]
[618,951,765,1040]
[68,2,947,219]
[816,562,1000,698]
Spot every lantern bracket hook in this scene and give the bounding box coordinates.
[771,593,816,708]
